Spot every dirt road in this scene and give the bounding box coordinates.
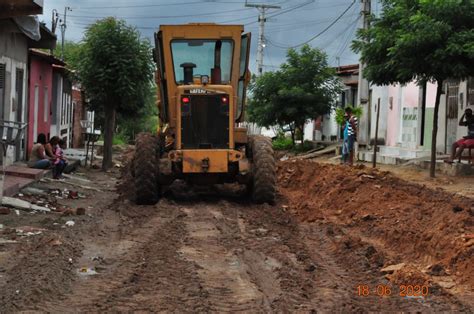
[0,157,472,312]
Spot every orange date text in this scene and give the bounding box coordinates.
[356,284,429,297]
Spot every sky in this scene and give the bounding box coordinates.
[38,0,382,73]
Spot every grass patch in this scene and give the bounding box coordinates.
[273,136,293,150]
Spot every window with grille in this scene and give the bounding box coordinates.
[446,81,459,119]
[468,77,474,108]
[0,64,5,118]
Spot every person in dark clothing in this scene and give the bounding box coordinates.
[446,108,474,163]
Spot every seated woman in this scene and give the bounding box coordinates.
[45,136,60,159]
[28,133,52,169]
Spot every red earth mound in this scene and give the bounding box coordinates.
[277,160,474,287]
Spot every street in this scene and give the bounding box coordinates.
[0,149,472,312]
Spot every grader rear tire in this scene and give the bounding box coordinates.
[134,132,160,205]
[249,135,276,204]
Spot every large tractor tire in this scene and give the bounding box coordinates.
[134,132,160,205]
[248,135,276,204]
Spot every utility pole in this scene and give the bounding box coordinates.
[50,9,59,55]
[51,9,59,33]
[60,6,72,61]
[245,1,280,76]
[356,0,371,146]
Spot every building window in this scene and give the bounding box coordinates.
[15,68,24,122]
[446,81,459,119]
[0,64,5,119]
[468,77,474,108]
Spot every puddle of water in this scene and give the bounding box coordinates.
[77,267,98,276]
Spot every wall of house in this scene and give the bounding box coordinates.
[50,71,74,148]
[72,86,86,148]
[27,56,53,155]
[60,77,73,147]
[0,19,28,165]
[321,113,339,141]
[369,85,389,144]
[383,85,399,147]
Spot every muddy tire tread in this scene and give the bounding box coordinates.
[134,132,160,205]
[249,135,276,204]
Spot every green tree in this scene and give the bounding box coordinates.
[52,40,82,69]
[116,85,158,141]
[247,45,340,145]
[77,18,154,170]
[352,0,474,177]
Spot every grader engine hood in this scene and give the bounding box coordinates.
[178,87,232,150]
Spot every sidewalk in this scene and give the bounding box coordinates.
[0,164,50,197]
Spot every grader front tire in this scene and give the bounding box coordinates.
[249,136,276,204]
[134,132,160,205]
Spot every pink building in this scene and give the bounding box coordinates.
[27,49,65,155]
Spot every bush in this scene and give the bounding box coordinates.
[334,105,363,126]
[272,136,293,150]
[112,133,127,145]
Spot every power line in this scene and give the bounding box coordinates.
[67,8,251,19]
[73,1,244,10]
[264,13,358,34]
[246,0,314,26]
[264,0,356,49]
[218,14,258,24]
[245,1,282,76]
[335,16,359,58]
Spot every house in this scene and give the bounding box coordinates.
[27,49,64,154]
[359,78,474,164]
[304,64,359,142]
[0,0,44,18]
[50,64,73,147]
[72,83,88,148]
[310,62,474,165]
[0,5,56,166]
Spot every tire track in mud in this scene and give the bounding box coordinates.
[32,192,472,312]
[36,202,210,312]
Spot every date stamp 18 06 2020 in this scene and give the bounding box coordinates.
[356,284,429,297]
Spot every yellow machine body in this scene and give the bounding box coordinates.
[153,23,251,175]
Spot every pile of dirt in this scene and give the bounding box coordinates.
[0,232,82,312]
[277,160,474,287]
[115,145,136,202]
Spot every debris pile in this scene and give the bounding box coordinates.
[0,187,86,215]
[277,160,474,286]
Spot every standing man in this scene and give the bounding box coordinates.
[446,108,474,163]
[342,107,358,165]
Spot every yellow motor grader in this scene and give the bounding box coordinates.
[133,23,275,204]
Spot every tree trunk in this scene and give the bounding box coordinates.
[299,123,305,146]
[102,103,116,171]
[290,126,296,147]
[430,79,443,178]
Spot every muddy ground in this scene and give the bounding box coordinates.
[0,153,472,312]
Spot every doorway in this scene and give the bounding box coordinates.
[15,68,24,161]
[445,80,459,154]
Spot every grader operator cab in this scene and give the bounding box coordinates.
[133,23,276,205]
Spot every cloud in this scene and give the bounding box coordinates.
[40,0,362,72]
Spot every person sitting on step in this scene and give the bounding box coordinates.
[445,108,474,163]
